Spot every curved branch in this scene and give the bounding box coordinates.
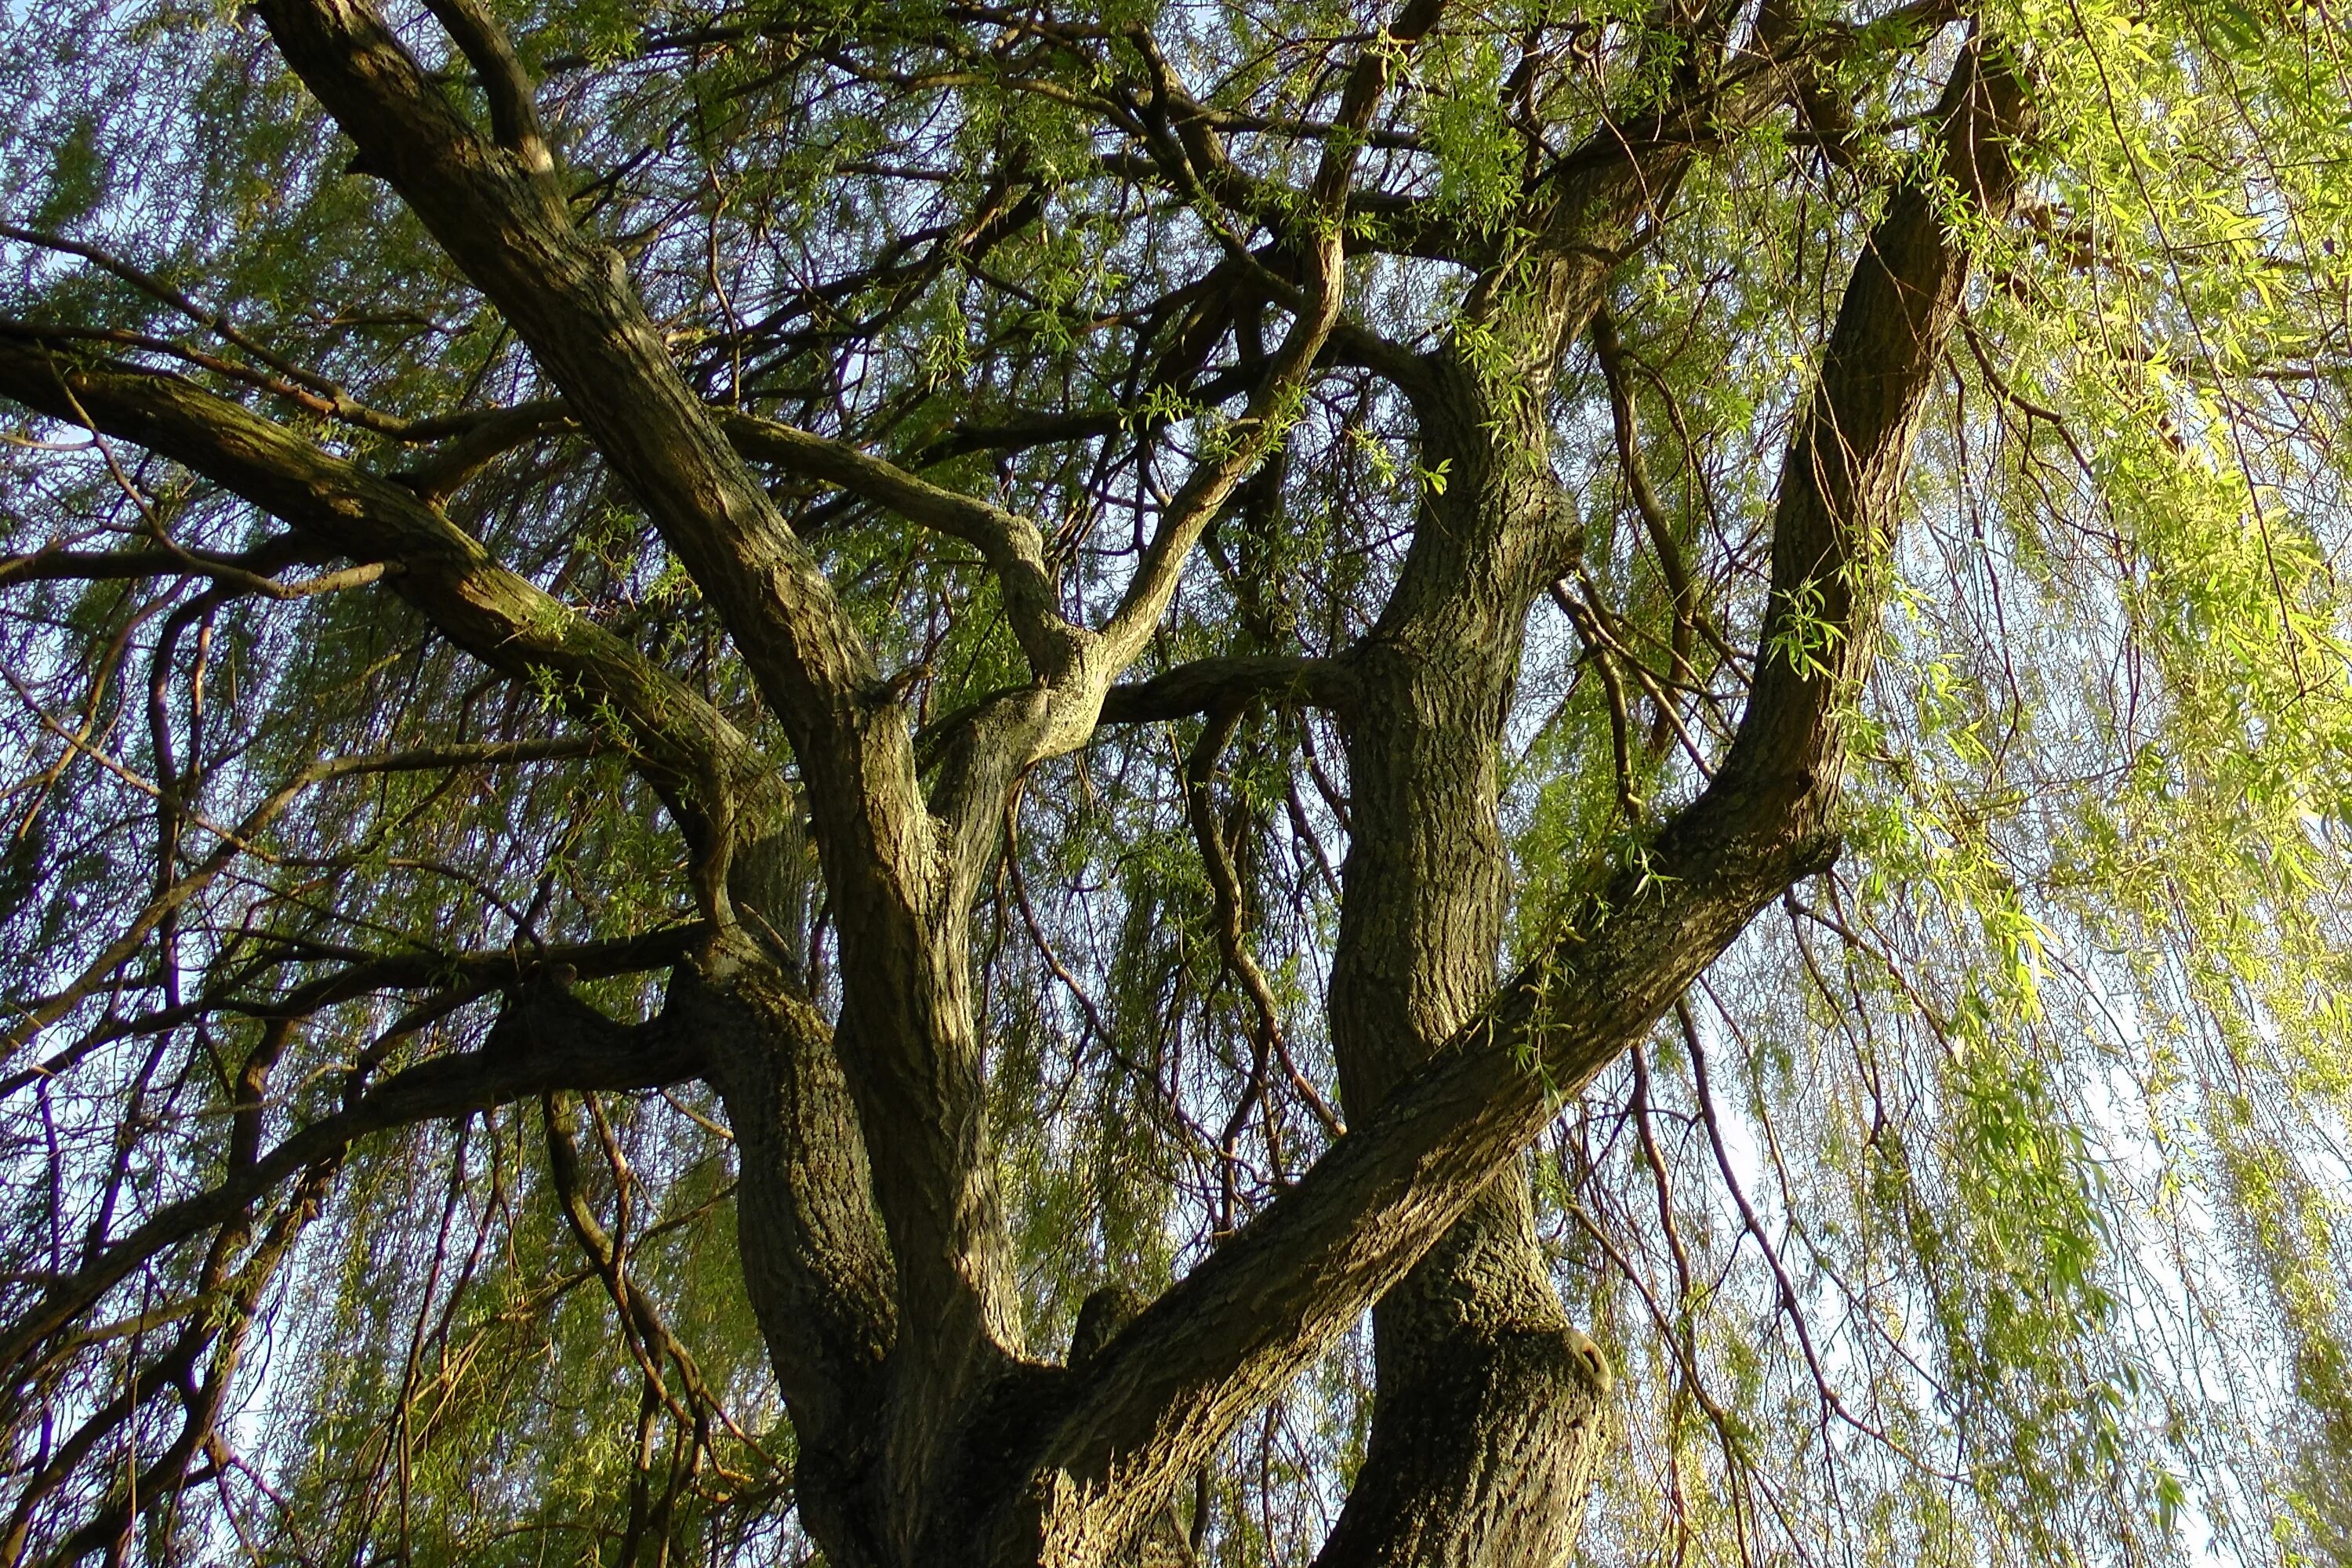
[1003,34,2033,1555]
[717,412,1079,678]
[0,339,785,852]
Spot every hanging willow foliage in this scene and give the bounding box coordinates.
[0,0,2347,1564]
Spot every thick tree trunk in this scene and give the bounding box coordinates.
[0,6,2024,1561]
[601,914,900,1567]
[1316,1186,1611,1568]
[1319,368,1609,1567]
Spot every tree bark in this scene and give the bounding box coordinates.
[1317,348,1606,1567]
[0,10,2031,1563]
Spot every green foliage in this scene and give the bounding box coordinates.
[1,0,2350,1563]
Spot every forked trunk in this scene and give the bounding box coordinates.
[1316,1181,1612,1568]
[1315,370,1611,1566]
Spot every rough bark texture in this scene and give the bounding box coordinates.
[1318,361,1608,1566]
[0,5,2031,1562]
[1317,1309,1610,1568]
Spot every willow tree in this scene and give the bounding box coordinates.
[0,0,2347,1562]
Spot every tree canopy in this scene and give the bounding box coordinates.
[0,0,2349,1563]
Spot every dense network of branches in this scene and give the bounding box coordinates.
[0,0,2348,1563]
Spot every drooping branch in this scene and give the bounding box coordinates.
[2,922,706,1104]
[1592,307,1698,750]
[0,756,645,1086]
[0,226,424,437]
[542,1091,771,1468]
[0,341,781,853]
[1185,703,1346,1181]
[0,975,714,1393]
[0,336,904,1443]
[1,1164,332,1568]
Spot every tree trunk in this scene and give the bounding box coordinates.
[1317,1184,1611,1568]
[0,8,2031,1561]
[1319,365,1610,1568]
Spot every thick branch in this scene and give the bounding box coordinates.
[252,0,1022,1374]
[1001,35,2032,1556]
[254,0,886,750]
[1098,656,1360,725]
[418,0,549,164]
[0,341,779,849]
[674,938,899,1519]
[1715,34,2033,804]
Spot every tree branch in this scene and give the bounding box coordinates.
[1001,34,2032,1555]
[1096,0,1448,670]
[0,339,786,869]
[252,0,1022,1376]
[417,0,549,166]
[717,411,1080,679]
[0,977,713,1393]
[1096,656,1360,724]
